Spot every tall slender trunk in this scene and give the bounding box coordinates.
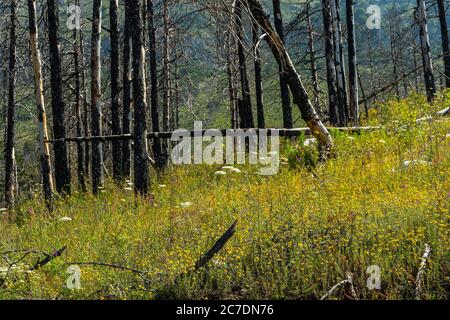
[416,0,436,102]
[91,0,104,194]
[130,0,149,195]
[80,31,90,182]
[161,0,171,162]
[235,0,254,128]
[226,12,238,129]
[28,0,54,202]
[389,22,400,99]
[272,0,292,128]
[306,2,321,114]
[110,0,121,181]
[346,0,358,125]
[322,0,339,126]
[72,0,86,191]
[437,0,450,88]
[331,0,348,126]
[252,22,265,129]
[148,0,164,170]
[247,0,333,155]
[122,0,132,179]
[5,0,17,209]
[47,0,71,194]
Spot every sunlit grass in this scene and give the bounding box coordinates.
[0,95,449,300]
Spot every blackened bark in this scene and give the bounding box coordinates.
[47,0,71,194]
[437,0,450,88]
[252,22,265,129]
[148,0,164,170]
[110,0,122,181]
[331,0,348,126]
[91,0,104,194]
[416,0,436,102]
[322,0,339,126]
[346,0,358,125]
[5,0,17,208]
[73,0,86,191]
[122,0,132,179]
[272,0,292,128]
[131,0,150,194]
[235,0,254,128]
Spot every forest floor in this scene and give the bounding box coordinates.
[0,95,449,300]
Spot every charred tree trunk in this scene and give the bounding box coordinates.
[321,0,339,126]
[72,0,86,191]
[79,31,90,183]
[161,0,171,162]
[306,2,321,114]
[235,0,254,128]
[331,0,348,126]
[5,0,17,208]
[122,0,132,179]
[131,0,149,195]
[226,13,238,130]
[416,0,436,102]
[389,22,400,99]
[91,0,104,194]
[272,0,292,128]
[148,0,164,170]
[346,0,358,125]
[437,0,450,88]
[252,22,265,129]
[247,0,333,154]
[28,0,54,202]
[47,0,71,194]
[110,0,121,181]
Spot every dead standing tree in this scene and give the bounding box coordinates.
[272,0,293,129]
[416,0,436,102]
[122,0,132,179]
[437,0,450,88]
[110,0,122,181]
[246,0,334,154]
[28,0,54,203]
[235,0,255,129]
[148,0,164,170]
[130,0,150,195]
[346,0,358,125]
[47,0,71,195]
[91,0,104,194]
[4,0,17,209]
[321,0,339,126]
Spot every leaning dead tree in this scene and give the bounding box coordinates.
[252,22,265,129]
[47,0,71,194]
[91,0,104,194]
[28,0,53,203]
[246,0,333,153]
[4,0,17,209]
[416,0,436,102]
